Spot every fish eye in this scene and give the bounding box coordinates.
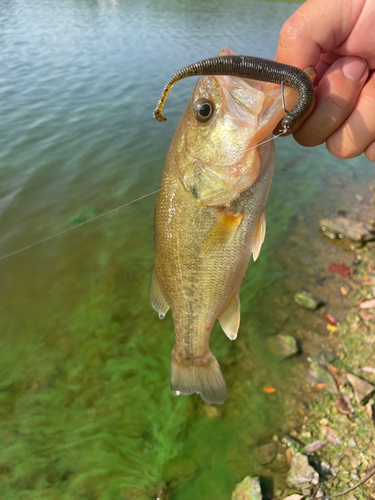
[194,98,214,122]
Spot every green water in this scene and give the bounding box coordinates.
[0,1,374,499]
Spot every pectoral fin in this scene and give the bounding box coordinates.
[252,209,266,261]
[150,267,170,319]
[219,292,240,340]
[200,209,243,254]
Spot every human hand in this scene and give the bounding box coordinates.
[274,0,375,162]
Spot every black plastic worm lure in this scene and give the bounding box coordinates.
[153,55,314,132]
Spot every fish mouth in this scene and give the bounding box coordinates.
[215,74,266,124]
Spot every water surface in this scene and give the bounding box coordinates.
[0,1,374,499]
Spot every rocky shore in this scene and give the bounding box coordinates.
[231,185,375,500]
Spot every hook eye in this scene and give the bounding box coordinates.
[194,98,215,123]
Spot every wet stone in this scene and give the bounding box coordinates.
[320,217,375,242]
[255,442,277,465]
[231,476,262,500]
[286,453,319,489]
[267,334,299,358]
[294,291,324,311]
[347,373,375,405]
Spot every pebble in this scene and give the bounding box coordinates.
[294,291,324,310]
[320,461,331,475]
[320,418,329,426]
[348,437,357,448]
[331,466,339,477]
[315,488,324,498]
[267,333,299,358]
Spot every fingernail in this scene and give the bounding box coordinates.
[342,57,368,81]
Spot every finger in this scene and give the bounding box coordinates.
[327,71,375,158]
[365,141,375,163]
[315,53,341,84]
[292,57,369,147]
[276,0,363,69]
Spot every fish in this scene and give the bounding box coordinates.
[150,47,314,404]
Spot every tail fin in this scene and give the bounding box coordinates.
[170,350,226,405]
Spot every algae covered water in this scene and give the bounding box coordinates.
[0,1,374,499]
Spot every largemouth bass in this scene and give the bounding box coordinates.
[151,47,314,404]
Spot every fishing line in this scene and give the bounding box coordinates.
[0,189,162,262]
[0,129,286,262]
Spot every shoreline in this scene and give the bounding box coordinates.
[232,180,375,500]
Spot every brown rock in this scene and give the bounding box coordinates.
[347,373,375,405]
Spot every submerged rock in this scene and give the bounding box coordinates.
[320,217,375,242]
[346,373,375,405]
[286,453,319,489]
[231,476,262,500]
[267,334,299,358]
[255,442,277,464]
[294,291,324,310]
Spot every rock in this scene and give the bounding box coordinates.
[348,437,357,448]
[255,442,277,464]
[294,291,324,310]
[231,476,262,500]
[320,217,375,242]
[286,453,319,489]
[315,488,324,498]
[347,373,375,404]
[267,334,299,358]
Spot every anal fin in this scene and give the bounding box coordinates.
[252,209,266,261]
[150,267,170,319]
[219,292,240,340]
